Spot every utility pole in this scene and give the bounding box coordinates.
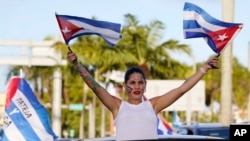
[247,42,250,121]
[220,0,234,125]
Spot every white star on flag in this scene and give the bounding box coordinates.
[217,33,228,41]
[62,27,71,34]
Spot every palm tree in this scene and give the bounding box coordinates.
[120,14,192,79]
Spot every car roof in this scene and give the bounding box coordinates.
[83,135,225,141]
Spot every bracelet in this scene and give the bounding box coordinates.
[199,67,207,74]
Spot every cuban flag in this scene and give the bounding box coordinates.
[157,113,174,135]
[183,2,243,54]
[172,111,182,132]
[55,13,122,47]
[1,77,57,141]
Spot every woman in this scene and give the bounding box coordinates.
[67,51,219,140]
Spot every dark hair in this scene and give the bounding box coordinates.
[124,66,146,83]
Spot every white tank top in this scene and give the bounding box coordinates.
[114,100,158,141]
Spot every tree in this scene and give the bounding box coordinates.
[120,14,192,79]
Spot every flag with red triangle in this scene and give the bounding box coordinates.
[183,2,243,54]
[55,13,122,47]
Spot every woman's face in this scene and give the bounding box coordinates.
[124,72,146,99]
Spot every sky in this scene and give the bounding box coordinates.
[0,0,249,93]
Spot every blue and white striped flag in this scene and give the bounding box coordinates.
[55,13,122,47]
[183,2,243,54]
[1,77,57,141]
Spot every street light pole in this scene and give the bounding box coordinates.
[220,0,234,125]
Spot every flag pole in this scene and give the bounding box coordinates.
[67,45,73,52]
